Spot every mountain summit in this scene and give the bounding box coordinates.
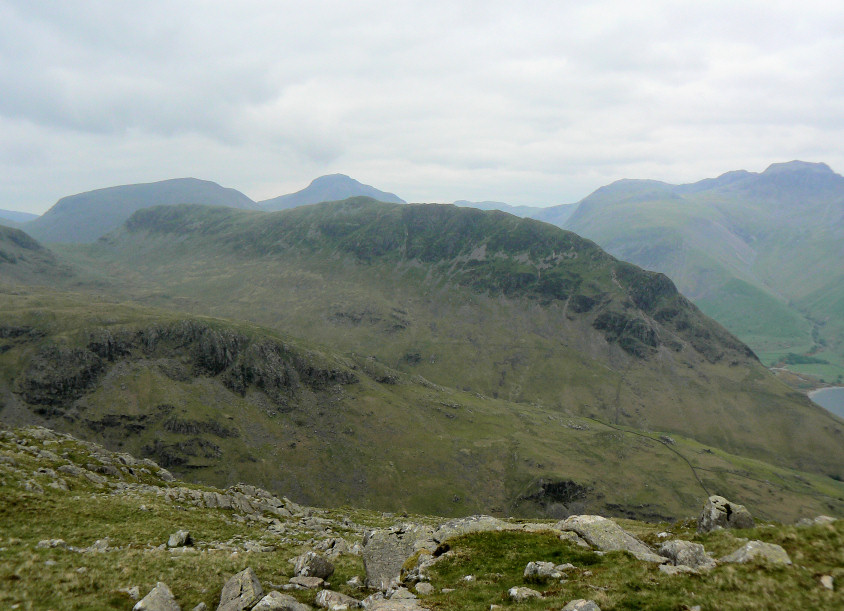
[259,174,405,211]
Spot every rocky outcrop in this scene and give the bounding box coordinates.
[16,344,105,408]
[555,515,665,563]
[134,582,181,611]
[14,320,358,415]
[697,496,754,533]
[719,541,792,565]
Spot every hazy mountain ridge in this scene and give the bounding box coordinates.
[0,208,39,227]
[259,174,405,211]
[25,178,257,244]
[563,161,844,383]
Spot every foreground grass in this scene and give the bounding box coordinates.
[423,525,843,610]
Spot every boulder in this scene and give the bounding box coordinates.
[507,586,542,602]
[134,582,180,611]
[658,540,716,570]
[523,561,573,580]
[252,591,312,611]
[314,589,361,609]
[719,540,791,565]
[217,567,264,611]
[796,515,836,527]
[562,600,601,611]
[362,524,433,590]
[168,530,192,548]
[555,515,664,563]
[697,496,754,533]
[293,551,334,579]
[289,576,325,590]
[414,583,434,596]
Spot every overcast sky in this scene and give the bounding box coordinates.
[2,0,843,214]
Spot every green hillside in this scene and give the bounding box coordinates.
[43,199,844,481]
[564,161,844,383]
[1,288,842,524]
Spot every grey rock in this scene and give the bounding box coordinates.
[289,576,325,589]
[365,601,425,611]
[293,551,334,579]
[192,605,207,611]
[562,600,601,611]
[658,540,716,570]
[414,583,434,596]
[362,524,433,590]
[524,561,561,579]
[796,515,837,527]
[820,575,834,591]
[507,586,542,602]
[37,538,67,549]
[133,582,181,611]
[119,586,142,599]
[386,587,415,600]
[218,567,264,611]
[168,530,192,548]
[314,589,361,609]
[431,515,506,543]
[87,538,110,553]
[719,540,791,565]
[697,496,754,533]
[555,515,664,563]
[559,531,590,548]
[253,591,311,611]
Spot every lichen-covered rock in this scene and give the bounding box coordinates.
[362,524,434,590]
[555,515,665,563]
[252,591,312,611]
[658,540,716,570]
[314,589,361,609]
[562,600,601,611]
[134,582,181,611]
[293,551,334,579]
[508,586,542,602]
[697,496,754,533]
[719,540,792,565]
[168,530,192,548]
[289,576,325,589]
[431,515,506,543]
[217,567,264,611]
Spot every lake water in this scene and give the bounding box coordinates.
[809,386,844,419]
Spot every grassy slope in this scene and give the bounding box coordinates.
[1,426,841,610]
[1,288,842,523]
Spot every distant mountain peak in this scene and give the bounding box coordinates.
[259,174,405,211]
[762,160,835,175]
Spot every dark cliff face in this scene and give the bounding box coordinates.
[16,320,357,418]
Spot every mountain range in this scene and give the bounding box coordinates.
[1,163,843,522]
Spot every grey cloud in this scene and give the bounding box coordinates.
[1,0,843,212]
